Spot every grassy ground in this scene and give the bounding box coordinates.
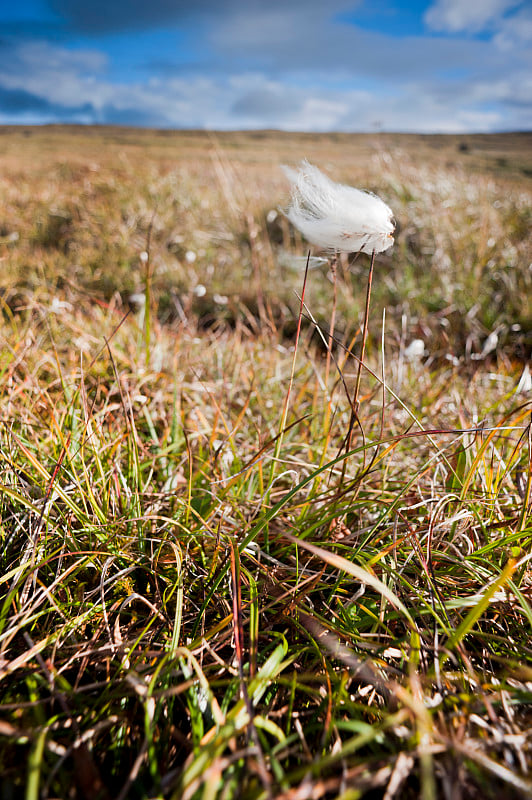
[0,126,531,800]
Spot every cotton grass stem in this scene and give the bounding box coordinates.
[281,162,393,485]
[324,252,338,394]
[353,248,376,420]
[142,250,151,365]
[339,248,376,488]
[269,253,310,490]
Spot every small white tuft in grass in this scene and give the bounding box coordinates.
[404,339,425,361]
[516,364,531,394]
[282,159,395,254]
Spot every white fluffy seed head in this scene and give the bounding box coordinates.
[282,160,395,255]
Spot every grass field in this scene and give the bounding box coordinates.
[0,126,531,799]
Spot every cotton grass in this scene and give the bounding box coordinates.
[282,160,395,254]
[281,160,397,431]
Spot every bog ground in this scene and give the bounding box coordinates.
[0,126,531,800]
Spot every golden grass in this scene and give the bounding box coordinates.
[0,126,531,800]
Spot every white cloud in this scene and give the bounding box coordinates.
[1,40,106,80]
[0,40,107,110]
[494,6,532,50]
[212,8,495,78]
[334,81,505,134]
[0,48,526,133]
[424,0,522,34]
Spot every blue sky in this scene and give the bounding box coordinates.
[0,0,531,132]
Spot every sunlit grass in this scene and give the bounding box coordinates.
[0,127,531,799]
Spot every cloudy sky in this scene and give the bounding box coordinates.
[1,0,531,132]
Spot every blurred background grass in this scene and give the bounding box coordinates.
[1,126,530,363]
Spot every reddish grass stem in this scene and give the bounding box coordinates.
[353,248,376,419]
[324,252,338,392]
[339,249,376,487]
[270,252,311,486]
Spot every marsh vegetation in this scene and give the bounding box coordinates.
[1,126,531,799]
